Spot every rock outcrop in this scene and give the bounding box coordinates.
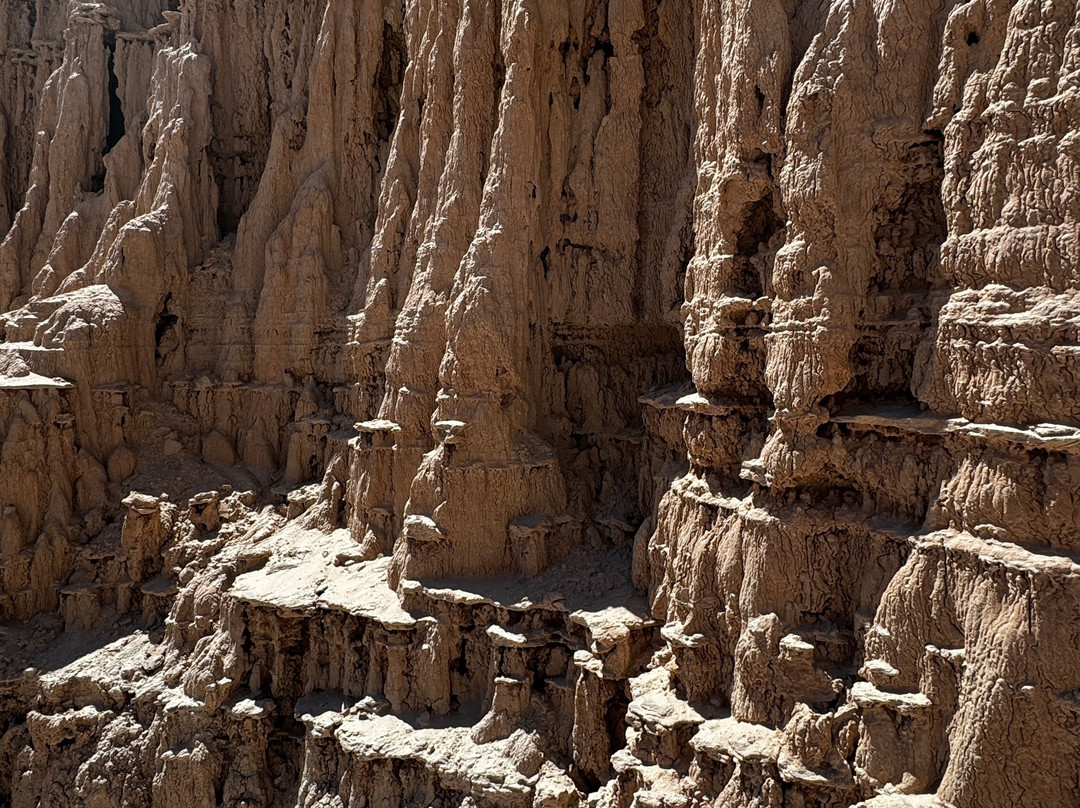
[0,0,1078,806]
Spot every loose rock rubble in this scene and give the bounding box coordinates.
[0,0,1078,806]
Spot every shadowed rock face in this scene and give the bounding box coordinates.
[0,0,1076,805]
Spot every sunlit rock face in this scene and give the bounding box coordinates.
[0,1,1077,806]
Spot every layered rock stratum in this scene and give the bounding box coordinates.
[0,0,1078,806]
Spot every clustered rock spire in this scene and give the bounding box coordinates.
[0,0,1077,806]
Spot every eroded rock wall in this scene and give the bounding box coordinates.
[0,1,1077,807]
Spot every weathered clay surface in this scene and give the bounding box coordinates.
[0,0,1077,806]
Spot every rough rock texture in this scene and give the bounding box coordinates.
[0,0,1078,806]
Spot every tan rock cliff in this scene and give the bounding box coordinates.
[0,0,1078,806]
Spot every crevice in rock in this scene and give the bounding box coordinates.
[104,36,124,155]
[375,21,406,149]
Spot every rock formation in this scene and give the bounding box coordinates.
[0,0,1078,805]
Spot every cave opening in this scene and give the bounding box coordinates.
[154,294,179,366]
[733,191,783,299]
[830,136,947,413]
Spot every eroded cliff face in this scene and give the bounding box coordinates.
[0,0,1077,806]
